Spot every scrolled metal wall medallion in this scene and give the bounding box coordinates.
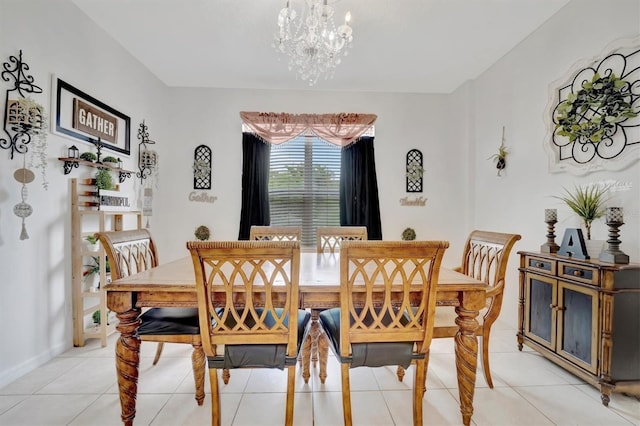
[545,38,640,175]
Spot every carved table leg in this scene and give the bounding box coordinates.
[454,291,483,426]
[396,366,406,382]
[192,344,206,406]
[114,308,142,426]
[301,333,312,384]
[318,331,329,384]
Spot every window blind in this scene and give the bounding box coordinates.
[269,135,341,247]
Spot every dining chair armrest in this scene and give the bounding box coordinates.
[485,278,505,299]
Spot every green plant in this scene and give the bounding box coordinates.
[85,234,98,245]
[102,156,118,163]
[401,227,416,241]
[555,73,638,143]
[554,184,609,240]
[488,143,508,175]
[405,161,424,180]
[92,309,111,325]
[79,152,97,162]
[94,168,114,191]
[194,225,211,241]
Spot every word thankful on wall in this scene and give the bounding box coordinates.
[399,196,427,207]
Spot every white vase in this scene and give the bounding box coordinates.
[585,239,605,259]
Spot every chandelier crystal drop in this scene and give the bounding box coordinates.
[274,0,353,86]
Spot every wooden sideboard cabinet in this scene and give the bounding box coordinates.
[517,251,640,406]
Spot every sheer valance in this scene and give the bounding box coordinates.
[240,111,377,147]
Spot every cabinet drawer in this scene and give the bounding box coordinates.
[526,256,556,275]
[558,262,599,286]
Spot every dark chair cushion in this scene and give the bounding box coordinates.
[318,307,421,369]
[138,308,200,335]
[208,308,312,370]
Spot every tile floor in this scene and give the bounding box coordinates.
[1,320,639,425]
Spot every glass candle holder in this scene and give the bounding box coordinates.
[545,209,557,222]
[606,207,623,224]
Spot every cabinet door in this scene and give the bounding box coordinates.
[557,281,598,373]
[524,272,556,351]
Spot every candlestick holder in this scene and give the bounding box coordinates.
[599,220,629,264]
[541,209,559,253]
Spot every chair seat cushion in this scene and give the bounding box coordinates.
[318,307,419,369]
[208,308,312,370]
[138,308,200,335]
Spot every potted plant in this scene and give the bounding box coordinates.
[194,225,211,241]
[94,168,114,191]
[401,227,416,241]
[555,184,608,241]
[488,143,508,176]
[79,151,97,162]
[102,156,118,166]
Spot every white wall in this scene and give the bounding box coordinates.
[0,0,170,386]
[0,0,638,387]
[154,88,469,264]
[463,0,640,325]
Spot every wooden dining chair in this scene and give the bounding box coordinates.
[316,226,368,253]
[186,240,312,426]
[318,240,448,426]
[396,230,521,388]
[96,229,205,406]
[249,225,302,242]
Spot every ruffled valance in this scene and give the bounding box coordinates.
[240,111,377,147]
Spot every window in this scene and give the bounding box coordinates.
[269,135,341,247]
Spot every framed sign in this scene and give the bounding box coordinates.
[51,77,131,156]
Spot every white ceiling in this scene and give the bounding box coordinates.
[71,0,570,94]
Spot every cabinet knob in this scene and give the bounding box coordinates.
[549,304,556,309]
[557,306,566,311]
[573,270,584,277]
[535,262,544,268]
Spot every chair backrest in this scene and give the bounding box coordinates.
[96,229,159,281]
[460,230,521,294]
[339,240,448,357]
[186,241,301,358]
[316,226,368,253]
[249,225,301,242]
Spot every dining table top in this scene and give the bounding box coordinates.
[104,251,486,293]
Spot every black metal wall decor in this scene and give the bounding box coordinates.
[1,50,44,159]
[136,120,157,184]
[545,37,640,175]
[405,149,424,192]
[193,144,212,189]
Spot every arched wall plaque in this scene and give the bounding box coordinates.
[193,144,212,190]
[544,37,640,175]
[406,149,423,192]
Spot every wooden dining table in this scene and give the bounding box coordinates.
[105,251,487,426]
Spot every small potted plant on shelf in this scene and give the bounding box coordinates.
[102,156,118,167]
[79,152,97,162]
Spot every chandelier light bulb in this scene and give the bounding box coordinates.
[274,0,354,86]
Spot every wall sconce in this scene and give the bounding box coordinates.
[136,120,157,184]
[68,145,79,159]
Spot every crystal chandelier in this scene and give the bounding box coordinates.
[274,0,353,86]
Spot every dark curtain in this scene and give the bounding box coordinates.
[339,136,382,240]
[238,133,271,240]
